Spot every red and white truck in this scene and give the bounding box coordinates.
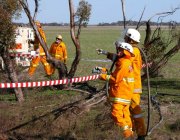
[9,26,35,67]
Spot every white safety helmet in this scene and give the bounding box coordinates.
[125,28,141,43]
[35,20,41,27]
[56,35,63,40]
[115,41,134,56]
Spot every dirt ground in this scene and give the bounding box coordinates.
[0,92,179,140]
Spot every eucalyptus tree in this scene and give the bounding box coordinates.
[0,0,24,102]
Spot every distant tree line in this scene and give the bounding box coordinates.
[14,20,180,27]
[14,22,70,26]
[97,20,180,26]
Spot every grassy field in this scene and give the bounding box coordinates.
[44,25,180,99]
[0,26,179,140]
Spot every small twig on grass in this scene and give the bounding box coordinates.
[86,95,106,107]
[63,87,92,95]
[34,104,57,109]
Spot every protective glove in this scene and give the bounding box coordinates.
[95,66,102,71]
[92,66,107,74]
[92,67,101,74]
[96,49,108,55]
[99,74,110,81]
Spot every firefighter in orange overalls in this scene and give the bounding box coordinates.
[98,42,135,139]
[49,35,67,75]
[97,28,146,140]
[124,28,146,140]
[28,21,52,76]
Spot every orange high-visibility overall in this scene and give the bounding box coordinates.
[106,45,146,136]
[100,56,134,138]
[28,27,52,76]
[49,41,67,74]
[130,43,146,136]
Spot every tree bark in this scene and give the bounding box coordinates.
[68,0,81,78]
[144,21,151,46]
[1,48,24,103]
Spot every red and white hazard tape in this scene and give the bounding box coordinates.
[0,74,100,89]
[0,62,153,89]
[9,52,39,58]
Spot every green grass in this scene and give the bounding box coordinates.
[44,26,180,95]
[0,26,179,140]
[0,26,179,99]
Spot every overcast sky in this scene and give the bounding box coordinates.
[15,0,180,24]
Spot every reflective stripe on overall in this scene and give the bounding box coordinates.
[107,77,134,104]
[51,53,63,59]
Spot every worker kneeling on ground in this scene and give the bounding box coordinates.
[28,21,52,76]
[98,41,135,139]
[49,35,67,75]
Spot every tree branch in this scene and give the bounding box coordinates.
[136,6,146,29]
[149,7,180,22]
[33,0,39,20]
[18,0,50,57]
[121,0,126,29]
[144,20,151,46]
[19,0,67,80]
[68,0,81,78]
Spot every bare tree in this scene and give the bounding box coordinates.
[119,1,180,135]
[19,0,91,81]
[19,0,67,81]
[121,0,126,29]
[68,0,91,78]
[142,7,180,77]
[0,0,24,102]
[136,6,146,30]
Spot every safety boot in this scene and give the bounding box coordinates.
[136,136,145,140]
[123,129,134,140]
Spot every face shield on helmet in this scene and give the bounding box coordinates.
[124,28,141,43]
[115,41,134,57]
